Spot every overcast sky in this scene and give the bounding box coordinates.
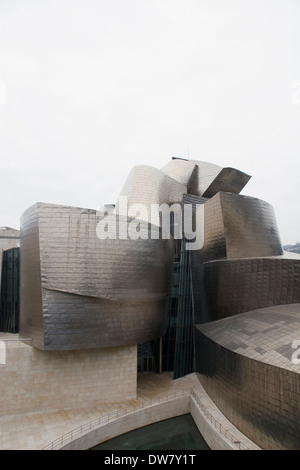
[0,0,300,244]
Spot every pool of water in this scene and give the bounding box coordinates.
[90,414,210,450]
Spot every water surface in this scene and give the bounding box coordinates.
[90,414,210,450]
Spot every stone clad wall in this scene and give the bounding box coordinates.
[0,341,137,416]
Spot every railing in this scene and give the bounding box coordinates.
[43,389,190,450]
[190,391,250,450]
[43,387,253,451]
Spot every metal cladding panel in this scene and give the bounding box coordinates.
[116,165,187,222]
[196,257,300,323]
[161,159,198,187]
[191,193,226,316]
[42,290,168,350]
[202,167,251,198]
[193,160,224,196]
[162,159,251,198]
[196,304,300,371]
[195,161,251,197]
[221,192,283,258]
[37,204,172,302]
[191,192,284,316]
[21,202,173,351]
[20,204,44,349]
[193,193,227,264]
[181,193,208,241]
[195,304,300,449]
[193,192,283,263]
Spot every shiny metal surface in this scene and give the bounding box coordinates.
[19,159,253,352]
[20,204,44,350]
[20,203,173,351]
[191,191,285,318]
[181,160,300,449]
[195,304,300,450]
[18,155,300,449]
[160,159,199,187]
[197,303,300,371]
[195,191,283,263]
[201,166,251,198]
[161,159,251,197]
[116,165,187,223]
[197,257,300,323]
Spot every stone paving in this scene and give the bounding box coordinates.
[0,371,259,450]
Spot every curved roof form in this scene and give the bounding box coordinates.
[161,158,251,197]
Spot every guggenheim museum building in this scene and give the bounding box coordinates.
[1,157,300,450]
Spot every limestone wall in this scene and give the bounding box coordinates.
[0,339,137,416]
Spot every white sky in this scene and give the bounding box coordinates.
[0,0,300,244]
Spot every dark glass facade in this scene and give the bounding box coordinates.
[173,238,194,379]
[0,247,20,333]
[138,237,195,379]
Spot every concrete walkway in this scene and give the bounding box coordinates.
[0,372,259,450]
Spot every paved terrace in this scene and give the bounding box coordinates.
[0,366,259,450]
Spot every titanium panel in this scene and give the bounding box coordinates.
[196,304,300,371]
[37,204,172,302]
[161,159,251,197]
[196,257,300,323]
[221,192,283,258]
[191,192,284,316]
[161,159,198,187]
[202,166,251,198]
[192,192,283,265]
[20,203,173,351]
[42,290,168,350]
[195,305,300,449]
[20,204,44,349]
[116,165,187,224]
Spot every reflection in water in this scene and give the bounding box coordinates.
[90,414,210,450]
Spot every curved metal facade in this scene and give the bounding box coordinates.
[20,203,173,350]
[192,191,283,264]
[17,156,300,448]
[116,165,187,220]
[195,304,300,450]
[197,257,300,323]
[161,158,251,197]
[19,158,253,353]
